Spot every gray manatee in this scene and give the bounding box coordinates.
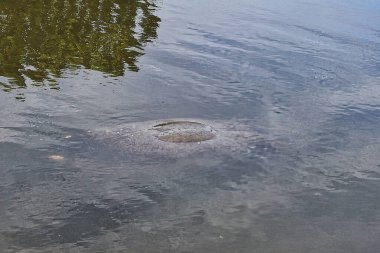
[89,119,268,157]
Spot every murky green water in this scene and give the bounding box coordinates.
[1,0,380,252]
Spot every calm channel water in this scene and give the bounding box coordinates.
[1,0,380,252]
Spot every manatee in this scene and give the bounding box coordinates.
[152,121,216,143]
[88,119,272,157]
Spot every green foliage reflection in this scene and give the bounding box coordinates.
[0,0,161,90]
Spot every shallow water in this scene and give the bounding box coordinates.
[1,0,380,252]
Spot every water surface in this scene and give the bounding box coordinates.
[1,0,380,252]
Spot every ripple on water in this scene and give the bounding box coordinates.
[153,121,216,143]
[90,119,262,157]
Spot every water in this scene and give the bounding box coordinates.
[1,0,380,252]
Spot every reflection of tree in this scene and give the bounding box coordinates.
[0,0,161,90]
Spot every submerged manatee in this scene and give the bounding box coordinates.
[153,121,216,143]
[89,119,270,157]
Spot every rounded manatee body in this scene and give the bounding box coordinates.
[90,119,266,157]
[153,121,216,143]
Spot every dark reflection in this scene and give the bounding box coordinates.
[1,180,169,247]
[4,200,153,247]
[0,0,161,91]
